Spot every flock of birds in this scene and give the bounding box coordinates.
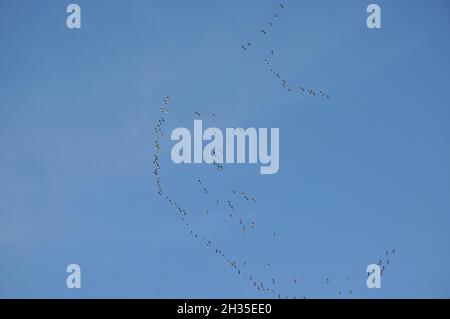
[240,2,331,99]
[150,1,396,298]
[154,97,286,298]
[152,96,396,298]
[372,249,396,278]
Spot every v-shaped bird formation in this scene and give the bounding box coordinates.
[150,1,396,298]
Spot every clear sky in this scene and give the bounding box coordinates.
[1,0,450,298]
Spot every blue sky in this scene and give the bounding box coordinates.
[1,0,450,298]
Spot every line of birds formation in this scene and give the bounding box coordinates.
[153,96,396,298]
[240,2,331,98]
[151,0,396,299]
